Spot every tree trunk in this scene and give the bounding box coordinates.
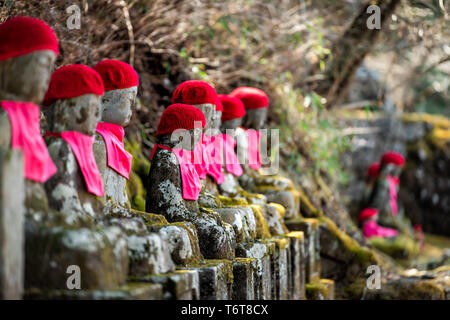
[315,0,401,108]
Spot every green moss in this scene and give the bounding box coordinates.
[125,138,150,177]
[250,204,271,239]
[126,169,146,211]
[368,234,418,260]
[218,195,249,206]
[306,280,330,300]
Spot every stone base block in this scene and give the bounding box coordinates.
[24,282,163,300]
[264,237,290,300]
[283,232,306,300]
[182,259,233,300]
[25,225,129,291]
[306,279,335,300]
[285,218,321,282]
[232,257,257,300]
[235,241,273,300]
[131,270,200,300]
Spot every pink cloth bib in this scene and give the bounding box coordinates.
[46,131,104,197]
[363,220,398,238]
[387,175,399,215]
[1,101,57,182]
[203,135,225,184]
[246,129,261,170]
[222,133,243,177]
[151,144,201,201]
[193,133,208,180]
[96,122,132,179]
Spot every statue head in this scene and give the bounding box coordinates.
[219,94,246,134]
[156,103,205,151]
[93,59,139,127]
[210,96,223,135]
[43,64,104,136]
[358,208,378,225]
[229,87,268,130]
[380,151,405,177]
[172,80,217,131]
[0,16,59,104]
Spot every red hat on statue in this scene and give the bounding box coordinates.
[172,80,217,105]
[219,94,246,122]
[229,87,268,110]
[381,151,405,167]
[0,16,59,61]
[43,64,104,106]
[93,59,139,92]
[358,208,378,223]
[156,103,206,136]
[367,162,380,178]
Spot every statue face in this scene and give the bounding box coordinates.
[49,94,102,136]
[0,50,56,104]
[100,86,137,127]
[193,104,215,131]
[244,108,268,130]
[221,117,243,132]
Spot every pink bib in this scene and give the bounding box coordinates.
[387,175,399,215]
[46,131,104,197]
[1,101,57,182]
[151,144,201,201]
[193,133,208,180]
[363,220,398,238]
[246,129,261,170]
[204,135,225,184]
[96,122,132,179]
[222,133,243,177]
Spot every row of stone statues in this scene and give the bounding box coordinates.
[0,16,307,299]
[358,151,423,244]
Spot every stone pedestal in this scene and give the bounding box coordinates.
[285,218,321,282]
[265,237,290,300]
[25,225,129,290]
[232,257,257,300]
[25,282,163,300]
[183,259,234,300]
[131,270,200,300]
[235,241,273,300]
[0,149,24,299]
[284,231,306,300]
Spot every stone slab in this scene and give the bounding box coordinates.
[232,257,257,300]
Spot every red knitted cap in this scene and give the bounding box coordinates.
[43,64,104,106]
[219,94,246,122]
[156,103,206,136]
[358,208,378,222]
[367,162,380,178]
[93,59,139,92]
[229,87,268,110]
[0,16,59,61]
[215,96,223,112]
[172,80,217,105]
[381,151,405,167]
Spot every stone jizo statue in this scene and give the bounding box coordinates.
[146,103,235,259]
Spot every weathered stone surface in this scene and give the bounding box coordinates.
[25,225,128,290]
[215,206,256,243]
[0,149,24,299]
[127,232,175,276]
[285,218,321,282]
[132,270,200,300]
[148,222,203,265]
[184,259,234,300]
[284,231,306,300]
[265,237,290,300]
[25,282,163,300]
[265,203,288,235]
[232,258,257,300]
[235,241,273,300]
[254,188,298,219]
